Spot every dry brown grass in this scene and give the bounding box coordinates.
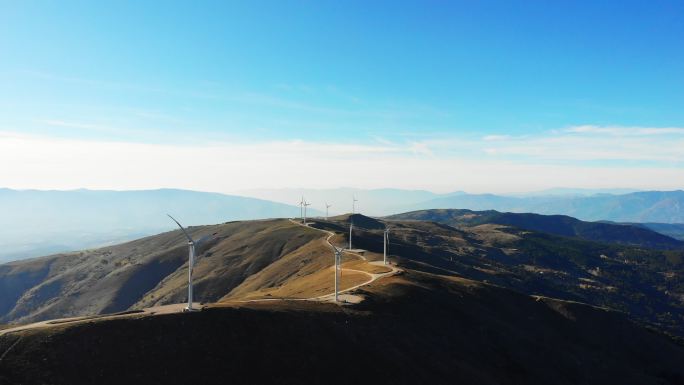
[225,266,369,300]
[341,258,392,274]
[469,224,521,245]
[132,219,327,308]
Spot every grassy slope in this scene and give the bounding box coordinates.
[1,217,393,324]
[0,219,327,324]
[222,221,392,300]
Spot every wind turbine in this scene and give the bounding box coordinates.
[383,227,390,265]
[349,195,358,249]
[298,196,304,221]
[167,215,213,312]
[325,203,332,220]
[331,244,343,302]
[303,199,311,225]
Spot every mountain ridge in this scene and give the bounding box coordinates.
[388,208,684,250]
[407,190,684,223]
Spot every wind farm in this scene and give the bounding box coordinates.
[3,207,684,384]
[2,1,683,384]
[2,189,684,385]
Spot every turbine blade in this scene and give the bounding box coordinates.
[167,214,193,243]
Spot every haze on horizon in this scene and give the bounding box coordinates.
[1,1,682,194]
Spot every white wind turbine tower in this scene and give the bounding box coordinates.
[325,202,332,220]
[298,196,304,221]
[332,244,343,302]
[303,199,311,225]
[349,196,358,249]
[167,215,212,312]
[383,227,390,265]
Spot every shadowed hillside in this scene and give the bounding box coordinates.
[320,214,684,337]
[1,271,683,385]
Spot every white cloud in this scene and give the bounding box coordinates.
[1,130,683,194]
[482,135,511,141]
[408,141,433,156]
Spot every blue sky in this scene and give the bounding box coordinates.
[0,1,683,193]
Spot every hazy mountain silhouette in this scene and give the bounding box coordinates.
[406,190,684,224]
[0,188,313,262]
[240,188,684,224]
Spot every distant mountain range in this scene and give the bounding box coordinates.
[237,187,443,216]
[405,190,684,224]
[2,187,684,263]
[239,188,684,224]
[0,188,311,262]
[627,222,684,241]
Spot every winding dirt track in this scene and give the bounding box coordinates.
[239,219,401,303]
[300,219,401,301]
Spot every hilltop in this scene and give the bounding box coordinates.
[2,212,684,334]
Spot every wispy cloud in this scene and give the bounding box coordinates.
[488,125,684,162]
[565,125,684,136]
[41,120,102,130]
